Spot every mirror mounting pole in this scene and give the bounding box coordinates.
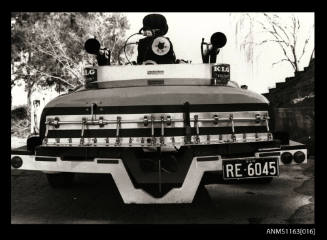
[84,38,111,66]
[201,32,227,64]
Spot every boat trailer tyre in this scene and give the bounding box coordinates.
[46,172,75,188]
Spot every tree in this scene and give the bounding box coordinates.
[11,12,133,109]
[81,13,134,65]
[231,13,314,73]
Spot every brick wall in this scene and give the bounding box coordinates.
[263,59,314,108]
[263,59,315,154]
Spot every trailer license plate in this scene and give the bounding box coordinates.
[222,157,279,179]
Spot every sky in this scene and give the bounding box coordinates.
[123,12,314,92]
[11,12,314,107]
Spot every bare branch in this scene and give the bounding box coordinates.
[259,17,296,70]
[290,45,298,71]
[236,13,312,73]
[272,58,290,66]
[298,26,314,62]
[256,39,287,46]
[271,24,290,47]
[25,64,76,88]
[291,15,297,45]
[264,14,289,41]
[32,39,81,80]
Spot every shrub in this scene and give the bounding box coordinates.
[11,105,29,121]
[11,105,30,138]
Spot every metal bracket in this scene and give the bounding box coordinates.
[90,103,97,121]
[194,115,200,143]
[229,114,235,133]
[144,115,149,126]
[98,117,105,128]
[183,102,191,144]
[53,117,60,128]
[160,115,165,144]
[230,114,236,142]
[166,115,172,126]
[255,114,261,123]
[213,114,219,125]
[264,113,270,132]
[219,134,223,142]
[267,132,272,140]
[116,116,121,146]
[255,132,259,141]
[171,136,175,145]
[231,134,236,142]
[43,122,49,145]
[151,115,156,145]
[80,117,86,145]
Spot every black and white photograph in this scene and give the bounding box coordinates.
[11,12,315,229]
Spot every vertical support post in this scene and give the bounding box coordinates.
[43,122,49,144]
[194,115,200,143]
[116,116,121,146]
[230,114,236,142]
[80,118,86,145]
[264,113,272,141]
[264,114,270,132]
[160,115,165,145]
[213,114,219,143]
[151,115,155,145]
[183,102,191,144]
[157,146,162,194]
[90,103,97,122]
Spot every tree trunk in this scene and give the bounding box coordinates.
[26,79,35,120]
[27,86,32,119]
